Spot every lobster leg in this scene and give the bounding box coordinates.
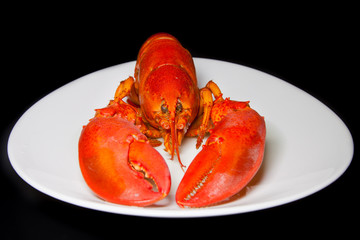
[186,80,224,148]
[114,76,136,103]
[112,77,164,147]
[186,88,213,148]
[206,80,224,102]
[195,87,213,149]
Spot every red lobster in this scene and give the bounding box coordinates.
[78,33,266,208]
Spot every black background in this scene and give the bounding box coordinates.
[2,6,358,239]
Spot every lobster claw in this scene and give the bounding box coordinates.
[79,116,171,207]
[176,102,266,208]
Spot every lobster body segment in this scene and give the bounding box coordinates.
[176,99,266,208]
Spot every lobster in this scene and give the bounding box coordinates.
[78,33,266,208]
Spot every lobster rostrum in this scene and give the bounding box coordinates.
[78,33,266,208]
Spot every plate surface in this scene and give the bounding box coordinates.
[8,58,353,218]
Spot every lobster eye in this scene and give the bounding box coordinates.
[176,102,183,112]
[161,104,168,113]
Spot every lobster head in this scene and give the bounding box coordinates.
[135,33,200,167]
[139,64,200,165]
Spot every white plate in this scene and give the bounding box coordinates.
[8,58,353,218]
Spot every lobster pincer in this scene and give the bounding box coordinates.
[176,83,266,208]
[79,101,171,206]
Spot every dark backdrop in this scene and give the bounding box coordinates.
[2,7,357,239]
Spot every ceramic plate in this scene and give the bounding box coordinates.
[8,58,353,217]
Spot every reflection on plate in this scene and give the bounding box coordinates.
[8,58,353,218]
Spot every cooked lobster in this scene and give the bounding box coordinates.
[78,33,266,208]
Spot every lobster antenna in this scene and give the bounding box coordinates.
[175,128,186,171]
[170,118,176,160]
[170,114,186,170]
